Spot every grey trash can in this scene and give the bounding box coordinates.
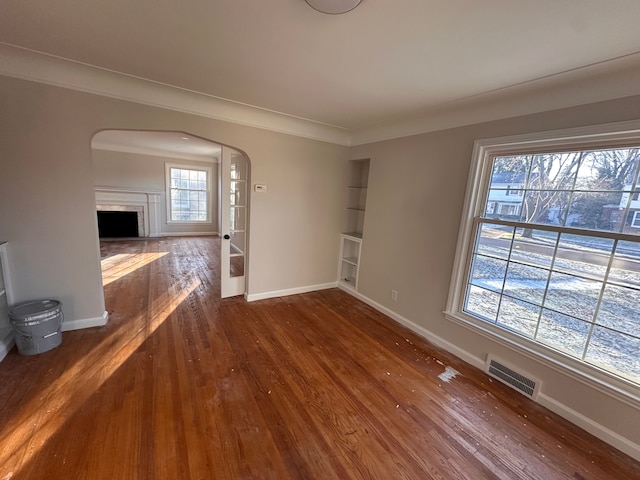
[9,299,63,355]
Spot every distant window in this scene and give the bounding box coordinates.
[446,126,640,393]
[165,163,212,223]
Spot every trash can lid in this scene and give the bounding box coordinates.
[9,300,62,318]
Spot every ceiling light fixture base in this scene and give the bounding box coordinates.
[305,0,362,15]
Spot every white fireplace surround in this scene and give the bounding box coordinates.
[95,187,161,237]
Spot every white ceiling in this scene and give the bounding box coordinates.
[2,1,640,143]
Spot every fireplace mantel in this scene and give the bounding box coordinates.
[95,187,161,237]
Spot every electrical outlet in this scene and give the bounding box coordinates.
[391,290,398,301]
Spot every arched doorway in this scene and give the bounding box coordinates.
[91,129,250,298]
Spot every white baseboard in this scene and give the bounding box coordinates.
[341,286,484,370]
[246,282,338,302]
[340,286,640,462]
[158,231,218,237]
[0,333,15,362]
[62,310,109,332]
[538,393,640,462]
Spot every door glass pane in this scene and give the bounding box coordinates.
[230,256,244,278]
[226,152,247,281]
[229,231,245,256]
[230,154,248,180]
[231,181,246,207]
[230,206,246,231]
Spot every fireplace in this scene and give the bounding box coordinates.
[95,188,161,238]
[97,211,140,238]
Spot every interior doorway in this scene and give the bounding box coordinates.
[90,130,250,298]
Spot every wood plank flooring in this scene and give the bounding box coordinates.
[0,236,639,479]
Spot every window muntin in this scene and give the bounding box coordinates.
[166,164,212,223]
[461,144,640,386]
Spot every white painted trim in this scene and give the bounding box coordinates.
[339,287,640,462]
[3,44,640,148]
[341,286,483,369]
[61,311,109,332]
[445,311,640,409]
[92,142,220,163]
[350,53,640,146]
[246,282,337,302]
[0,333,15,362]
[165,162,213,225]
[95,186,163,195]
[538,393,640,462]
[158,232,218,237]
[444,120,640,408]
[0,43,351,146]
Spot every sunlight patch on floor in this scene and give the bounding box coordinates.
[101,252,169,286]
[0,277,200,475]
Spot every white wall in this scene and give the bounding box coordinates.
[0,75,349,326]
[92,149,219,236]
[350,94,640,459]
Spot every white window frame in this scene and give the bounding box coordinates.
[445,120,640,407]
[632,211,640,228]
[165,163,213,224]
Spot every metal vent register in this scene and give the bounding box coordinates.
[486,357,540,400]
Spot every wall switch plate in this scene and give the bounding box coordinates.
[254,184,267,192]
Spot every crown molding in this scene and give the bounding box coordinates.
[2,43,640,148]
[350,52,640,145]
[0,43,352,146]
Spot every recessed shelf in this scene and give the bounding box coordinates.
[339,160,369,293]
[342,232,362,239]
[341,256,358,266]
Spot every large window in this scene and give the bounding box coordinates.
[446,123,640,395]
[165,163,212,223]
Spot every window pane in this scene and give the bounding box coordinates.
[510,228,557,267]
[585,327,640,382]
[567,191,624,233]
[167,166,209,222]
[554,233,613,280]
[496,297,539,338]
[543,272,601,321]
[536,309,589,358]
[464,285,500,322]
[503,261,549,305]
[609,240,640,288]
[578,148,640,191]
[520,190,572,226]
[526,152,580,191]
[469,254,507,293]
[596,284,640,337]
[462,144,640,386]
[475,223,513,259]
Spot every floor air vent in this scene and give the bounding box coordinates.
[486,356,540,400]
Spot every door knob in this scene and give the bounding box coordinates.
[223,234,230,240]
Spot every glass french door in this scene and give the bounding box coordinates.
[220,146,248,298]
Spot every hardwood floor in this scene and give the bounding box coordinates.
[0,236,638,479]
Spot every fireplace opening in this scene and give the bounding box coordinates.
[97,211,139,238]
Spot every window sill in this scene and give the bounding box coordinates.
[166,220,213,225]
[444,310,640,409]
